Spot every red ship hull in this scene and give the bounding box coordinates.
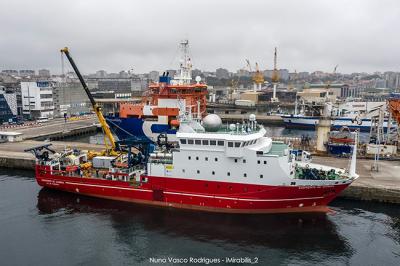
[35,165,350,214]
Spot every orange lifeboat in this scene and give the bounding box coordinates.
[170,119,180,128]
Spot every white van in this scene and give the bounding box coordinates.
[37,117,49,123]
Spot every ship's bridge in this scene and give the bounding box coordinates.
[177,126,272,158]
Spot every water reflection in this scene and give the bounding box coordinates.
[37,188,352,256]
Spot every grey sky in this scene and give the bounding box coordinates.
[0,0,399,74]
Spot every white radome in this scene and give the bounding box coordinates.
[203,114,222,132]
[249,114,256,121]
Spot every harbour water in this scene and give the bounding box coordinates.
[1,169,399,265]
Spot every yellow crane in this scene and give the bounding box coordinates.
[60,47,119,158]
[246,59,264,91]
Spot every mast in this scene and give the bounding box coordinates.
[349,130,358,177]
[174,40,192,85]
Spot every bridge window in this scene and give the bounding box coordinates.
[210,140,216,145]
[205,157,208,161]
[202,140,209,145]
[215,157,218,162]
[264,161,267,165]
[260,174,263,178]
[188,156,191,160]
[228,142,233,147]
[212,171,215,175]
[182,169,185,173]
[218,140,224,146]
[180,139,187,144]
[196,156,199,160]
[243,159,246,163]
[235,142,241,147]
[195,140,201,145]
[188,139,194,144]
[197,170,200,174]
[244,173,247,177]
[234,159,238,163]
[227,172,230,176]
[257,160,260,164]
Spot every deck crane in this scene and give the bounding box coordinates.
[60,47,118,157]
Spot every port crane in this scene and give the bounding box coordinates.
[245,59,264,91]
[60,47,118,157]
[271,47,279,102]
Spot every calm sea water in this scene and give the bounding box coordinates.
[0,169,399,266]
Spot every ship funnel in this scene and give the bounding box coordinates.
[349,131,358,177]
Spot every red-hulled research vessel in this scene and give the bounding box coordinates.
[25,47,358,214]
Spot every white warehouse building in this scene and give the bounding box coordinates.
[21,81,55,119]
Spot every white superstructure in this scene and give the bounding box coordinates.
[147,115,358,187]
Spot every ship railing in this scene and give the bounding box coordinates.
[148,158,173,164]
[294,164,347,181]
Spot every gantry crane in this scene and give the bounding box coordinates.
[60,47,118,157]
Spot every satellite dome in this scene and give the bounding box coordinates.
[203,114,222,132]
[249,114,256,121]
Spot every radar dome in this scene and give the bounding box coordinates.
[249,114,256,121]
[203,114,222,132]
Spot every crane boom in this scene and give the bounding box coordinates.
[60,47,117,151]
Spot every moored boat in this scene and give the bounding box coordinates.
[27,113,359,214]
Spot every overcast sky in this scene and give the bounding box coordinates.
[0,0,399,74]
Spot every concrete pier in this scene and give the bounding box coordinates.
[1,116,98,140]
[312,156,400,204]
